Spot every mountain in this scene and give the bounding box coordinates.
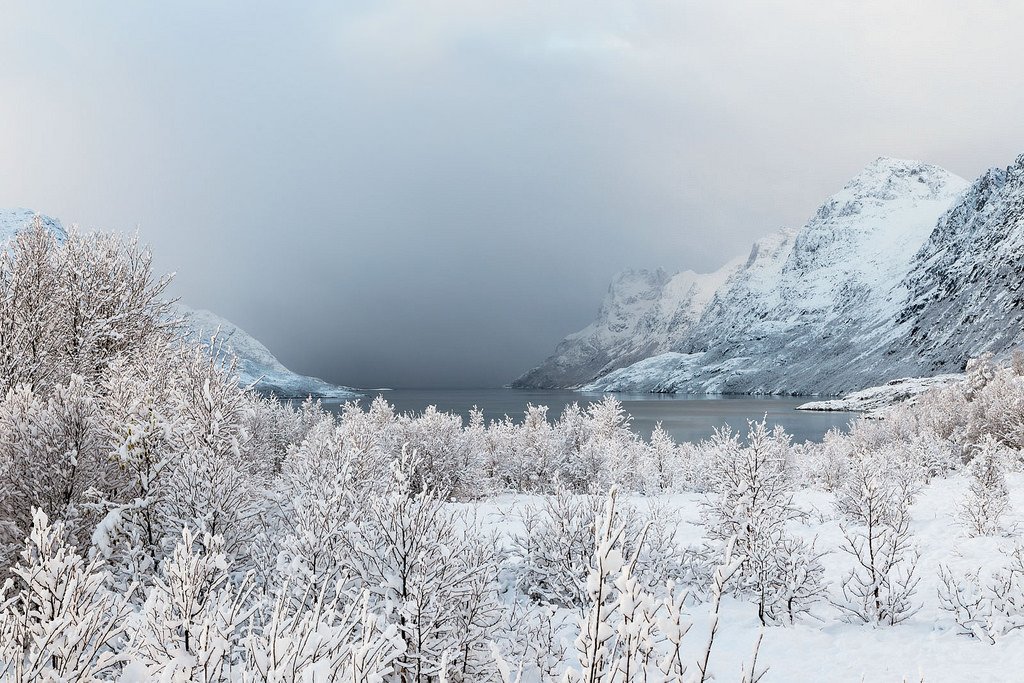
[0,208,67,243]
[883,157,1024,374]
[512,263,739,389]
[515,156,1015,395]
[0,209,359,399]
[172,304,360,399]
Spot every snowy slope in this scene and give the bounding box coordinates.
[525,157,982,394]
[512,260,740,388]
[883,156,1024,374]
[0,208,67,243]
[171,304,361,399]
[650,157,969,394]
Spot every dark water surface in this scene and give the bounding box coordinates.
[320,389,854,444]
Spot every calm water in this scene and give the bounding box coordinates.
[320,389,854,444]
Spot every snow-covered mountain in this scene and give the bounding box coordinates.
[514,155,1024,395]
[172,304,360,399]
[512,264,738,388]
[0,208,359,399]
[0,208,67,243]
[883,158,1024,374]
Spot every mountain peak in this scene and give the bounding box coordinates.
[839,157,964,203]
[869,155,924,168]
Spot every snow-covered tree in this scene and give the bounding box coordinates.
[0,509,131,682]
[258,417,361,611]
[702,420,821,624]
[0,223,171,395]
[490,405,559,492]
[0,378,109,558]
[640,423,681,494]
[833,452,921,626]
[801,428,852,492]
[124,526,255,680]
[560,489,764,683]
[398,405,480,498]
[958,436,1011,537]
[937,540,1024,644]
[560,396,637,493]
[343,451,503,682]
[161,343,261,562]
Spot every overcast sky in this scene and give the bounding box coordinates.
[2,1,1024,388]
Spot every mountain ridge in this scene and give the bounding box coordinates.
[514,155,1024,395]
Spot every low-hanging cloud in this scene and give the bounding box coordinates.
[2,0,1024,387]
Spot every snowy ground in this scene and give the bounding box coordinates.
[469,473,1024,683]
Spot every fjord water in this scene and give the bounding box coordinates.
[323,389,854,443]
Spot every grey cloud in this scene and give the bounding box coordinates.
[2,1,1024,387]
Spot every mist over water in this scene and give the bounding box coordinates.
[320,389,853,443]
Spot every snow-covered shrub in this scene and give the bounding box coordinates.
[88,339,263,583]
[639,423,684,493]
[512,488,639,610]
[0,377,112,559]
[327,398,486,499]
[965,352,998,400]
[556,489,764,683]
[513,493,698,613]
[242,395,326,475]
[768,535,828,625]
[702,420,822,624]
[162,344,262,562]
[91,349,185,584]
[964,365,1024,451]
[398,405,481,498]
[958,436,1011,537]
[800,427,852,491]
[909,382,971,444]
[124,526,256,680]
[243,587,405,682]
[937,544,1024,644]
[631,502,703,593]
[0,508,131,682]
[343,453,503,682]
[937,562,1024,644]
[335,397,398,464]
[905,431,961,483]
[833,452,921,626]
[256,418,361,608]
[675,440,713,493]
[565,488,657,683]
[499,601,573,681]
[908,354,1024,453]
[846,417,956,493]
[559,396,639,493]
[489,405,560,492]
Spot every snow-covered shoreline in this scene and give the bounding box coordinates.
[172,304,362,400]
[796,374,964,416]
